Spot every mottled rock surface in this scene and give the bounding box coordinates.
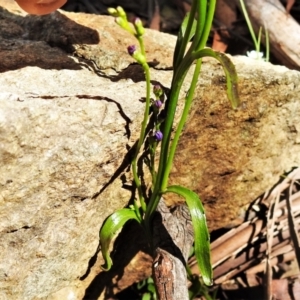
[1,0,300,299]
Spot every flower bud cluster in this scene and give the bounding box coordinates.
[108,7,145,38]
[151,84,165,142]
[108,7,135,35]
[152,84,164,110]
[108,7,147,65]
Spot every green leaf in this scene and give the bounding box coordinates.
[173,12,197,69]
[100,208,140,271]
[147,283,156,295]
[142,293,151,300]
[165,185,212,286]
[192,48,240,109]
[181,13,197,42]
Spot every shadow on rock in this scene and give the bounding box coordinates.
[0,7,99,72]
[82,221,152,299]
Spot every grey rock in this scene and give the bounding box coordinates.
[1,1,300,298]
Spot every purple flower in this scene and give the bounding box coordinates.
[154,131,163,141]
[154,100,162,109]
[127,45,137,56]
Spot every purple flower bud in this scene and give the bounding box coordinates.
[154,100,162,108]
[154,131,163,141]
[134,18,145,36]
[153,84,161,93]
[127,45,137,56]
[134,17,142,25]
[153,84,163,98]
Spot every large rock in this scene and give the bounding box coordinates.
[1,0,300,298]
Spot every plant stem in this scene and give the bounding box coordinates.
[191,0,207,51]
[138,36,146,57]
[173,0,198,69]
[145,60,191,222]
[197,0,216,50]
[144,0,216,221]
[161,59,202,190]
[131,59,151,212]
[239,0,258,50]
[265,26,270,62]
[160,0,216,190]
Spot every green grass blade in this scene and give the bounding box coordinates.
[192,48,240,109]
[100,208,140,270]
[173,2,198,70]
[165,185,212,285]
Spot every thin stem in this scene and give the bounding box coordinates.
[133,199,142,222]
[138,36,146,57]
[149,112,161,186]
[197,0,216,50]
[145,59,192,222]
[161,59,202,190]
[131,60,151,212]
[190,0,207,51]
[150,142,157,186]
[144,88,181,222]
[180,0,207,64]
[144,0,208,221]
[239,0,258,49]
[158,0,215,190]
[131,162,146,211]
[257,27,262,53]
[145,0,216,225]
[265,26,270,62]
[173,0,198,70]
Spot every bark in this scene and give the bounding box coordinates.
[152,199,194,300]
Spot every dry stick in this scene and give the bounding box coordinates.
[189,169,300,284]
[270,242,293,258]
[215,244,295,285]
[152,199,194,300]
[210,221,253,250]
[188,220,253,272]
[213,169,300,253]
[286,178,300,269]
[213,230,292,283]
[189,205,299,275]
[265,189,281,300]
[260,168,300,209]
[286,0,296,14]
[246,247,295,275]
[192,182,300,269]
[194,170,300,277]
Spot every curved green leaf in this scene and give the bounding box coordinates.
[165,185,212,286]
[192,48,240,109]
[100,208,140,271]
